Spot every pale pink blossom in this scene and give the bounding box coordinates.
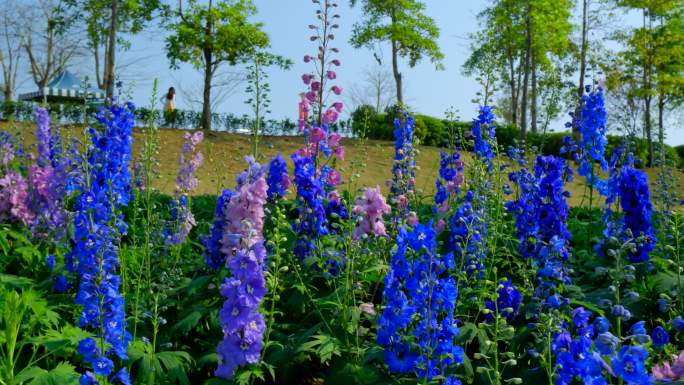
[328,133,341,148]
[352,186,391,240]
[311,127,326,143]
[334,146,345,161]
[653,351,684,381]
[359,303,376,316]
[407,212,419,226]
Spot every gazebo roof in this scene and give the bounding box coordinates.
[19,71,104,102]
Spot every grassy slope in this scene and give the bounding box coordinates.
[4,121,683,207]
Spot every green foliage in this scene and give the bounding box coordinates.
[349,0,443,68]
[165,0,269,70]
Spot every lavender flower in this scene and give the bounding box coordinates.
[167,131,204,245]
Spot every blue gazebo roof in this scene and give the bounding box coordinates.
[19,70,104,101]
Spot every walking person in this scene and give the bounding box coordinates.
[163,87,177,128]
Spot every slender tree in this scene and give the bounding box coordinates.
[65,0,161,101]
[166,0,269,131]
[0,3,22,101]
[349,0,443,106]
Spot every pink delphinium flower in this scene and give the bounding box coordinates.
[323,109,339,125]
[327,169,341,186]
[332,102,343,113]
[0,172,34,226]
[328,133,341,148]
[436,219,447,233]
[326,70,336,80]
[652,351,684,381]
[407,212,419,226]
[352,186,391,240]
[311,127,326,143]
[334,146,345,161]
[331,85,343,95]
[221,177,268,255]
[1,142,14,165]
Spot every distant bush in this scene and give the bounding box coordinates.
[349,106,682,169]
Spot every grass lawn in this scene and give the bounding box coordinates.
[3,121,683,207]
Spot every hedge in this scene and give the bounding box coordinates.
[350,106,681,168]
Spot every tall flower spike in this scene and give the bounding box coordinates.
[212,158,268,379]
[389,114,416,220]
[617,161,655,263]
[72,102,134,385]
[471,105,496,170]
[378,223,464,383]
[168,131,204,245]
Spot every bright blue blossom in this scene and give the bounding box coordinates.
[389,114,415,218]
[471,106,496,170]
[617,163,655,263]
[291,153,328,260]
[507,156,571,302]
[71,103,133,385]
[611,346,651,385]
[575,87,608,186]
[449,191,486,275]
[266,153,290,200]
[434,150,463,207]
[485,279,522,321]
[651,326,669,347]
[378,223,464,382]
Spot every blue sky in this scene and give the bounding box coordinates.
[15,0,684,144]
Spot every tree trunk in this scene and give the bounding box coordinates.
[520,0,532,141]
[531,54,537,134]
[575,0,588,140]
[645,95,653,166]
[202,51,213,131]
[391,38,403,106]
[658,95,665,147]
[104,0,118,102]
[507,50,517,126]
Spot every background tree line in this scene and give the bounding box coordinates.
[0,0,682,153]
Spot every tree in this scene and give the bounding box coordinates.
[618,0,682,166]
[66,0,161,100]
[0,2,22,101]
[166,0,269,131]
[464,0,572,140]
[21,0,82,92]
[349,0,443,106]
[347,64,396,112]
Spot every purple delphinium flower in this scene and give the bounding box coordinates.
[167,131,204,245]
[208,157,268,379]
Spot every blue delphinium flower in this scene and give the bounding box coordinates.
[507,156,571,303]
[575,86,608,185]
[651,326,669,347]
[72,103,134,385]
[203,189,235,269]
[266,153,290,201]
[291,153,328,260]
[389,114,416,219]
[378,223,464,383]
[471,105,496,170]
[617,163,655,263]
[449,190,486,275]
[435,150,463,207]
[484,279,522,321]
[611,345,651,385]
